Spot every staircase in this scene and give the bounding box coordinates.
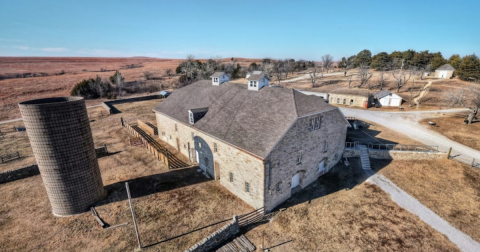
[358,145,372,171]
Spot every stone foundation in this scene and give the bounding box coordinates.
[343,148,447,160]
[184,216,240,252]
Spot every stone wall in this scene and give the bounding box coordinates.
[264,108,348,211]
[184,216,240,252]
[156,112,265,209]
[343,148,447,160]
[328,94,372,108]
[102,94,163,114]
[0,164,39,184]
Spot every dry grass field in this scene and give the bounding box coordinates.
[346,119,422,146]
[0,57,259,121]
[0,100,255,252]
[420,114,480,151]
[244,159,460,252]
[374,159,480,243]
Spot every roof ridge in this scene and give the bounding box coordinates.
[292,89,299,117]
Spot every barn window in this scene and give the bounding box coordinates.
[310,118,315,130]
[214,143,217,153]
[297,151,302,165]
[315,117,321,129]
[175,124,178,132]
[343,99,346,105]
[275,182,282,192]
[245,182,250,193]
[189,111,194,124]
[191,132,194,140]
[334,153,338,160]
[337,98,340,103]
[229,172,234,183]
[323,141,328,153]
[350,99,354,105]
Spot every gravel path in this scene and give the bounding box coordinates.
[339,107,479,164]
[281,71,344,83]
[366,172,480,252]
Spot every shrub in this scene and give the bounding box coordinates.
[70,76,114,99]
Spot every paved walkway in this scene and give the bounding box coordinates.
[366,172,480,252]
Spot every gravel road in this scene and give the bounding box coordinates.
[339,107,480,164]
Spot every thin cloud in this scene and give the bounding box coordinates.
[40,47,68,52]
[12,46,30,50]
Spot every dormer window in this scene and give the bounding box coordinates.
[214,77,219,83]
[188,108,208,125]
[211,72,229,85]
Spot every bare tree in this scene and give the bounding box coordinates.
[282,59,293,79]
[321,54,334,73]
[346,74,354,89]
[409,79,417,107]
[309,63,323,87]
[356,64,373,88]
[164,68,173,78]
[466,87,480,124]
[261,62,274,76]
[340,56,354,77]
[378,68,388,90]
[273,61,284,84]
[181,54,197,85]
[391,59,413,92]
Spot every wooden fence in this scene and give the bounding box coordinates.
[238,207,280,227]
[344,142,439,152]
[124,123,170,168]
[137,119,155,136]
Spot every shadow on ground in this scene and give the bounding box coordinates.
[96,165,210,207]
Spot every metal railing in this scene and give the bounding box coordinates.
[345,142,439,152]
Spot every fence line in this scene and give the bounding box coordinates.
[344,142,439,152]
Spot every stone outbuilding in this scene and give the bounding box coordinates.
[435,64,455,79]
[153,79,349,211]
[374,90,403,107]
[328,89,373,108]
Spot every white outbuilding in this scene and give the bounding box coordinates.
[434,64,455,79]
[374,90,403,107]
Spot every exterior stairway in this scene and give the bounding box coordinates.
[358,145,372,172]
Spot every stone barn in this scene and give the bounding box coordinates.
[153,73,350,211]
[435,64,455,79]
[328,89,373,108]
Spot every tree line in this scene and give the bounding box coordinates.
[174,55,316,86]
[339,49,480,82]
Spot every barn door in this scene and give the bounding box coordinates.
[291,173,300,188]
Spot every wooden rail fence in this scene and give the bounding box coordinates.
[124,123,189,169]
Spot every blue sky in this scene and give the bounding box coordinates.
[0,0,479,60]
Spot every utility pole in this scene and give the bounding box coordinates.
[125,182,142,250]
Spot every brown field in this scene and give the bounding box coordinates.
[374,159,480,243]
[0,99,465,251]
[245,159,460,252]
[0,99,255,252]
[0,57,260,121]
[419,114,480,151]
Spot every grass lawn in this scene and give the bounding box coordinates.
[374,159,480,243]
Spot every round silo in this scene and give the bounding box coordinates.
[19,97,105,217]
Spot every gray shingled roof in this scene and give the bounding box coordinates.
[154,80,339,158]
[247,73,269,81]
[330,88,371,97]
[210,72,225,78]
[436,64,455,71]
[374,90,393,99]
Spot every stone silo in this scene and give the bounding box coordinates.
[19,97,105,217]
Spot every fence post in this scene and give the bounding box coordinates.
[166,150,170,169]
[447,147,452,159]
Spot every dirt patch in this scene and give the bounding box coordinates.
[375,159,480,243]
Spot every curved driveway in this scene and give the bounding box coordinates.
[339,107,480,164]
